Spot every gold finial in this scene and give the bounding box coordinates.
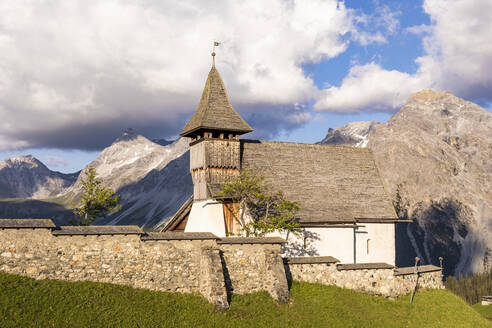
[212,41,220,67]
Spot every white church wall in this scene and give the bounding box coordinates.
[275,223,395,265]
[185,200,226,237]
[355,223,395,265]
[279,228,355,263]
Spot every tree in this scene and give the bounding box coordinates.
[218,169,300,237]
[72,165,121,225]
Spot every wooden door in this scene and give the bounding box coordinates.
[223,201,239,235]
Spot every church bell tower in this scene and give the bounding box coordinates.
[179,49,253,236]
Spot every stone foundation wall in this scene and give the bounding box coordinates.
[285,258,444,298]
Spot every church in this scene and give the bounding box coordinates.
[162,54,402,265]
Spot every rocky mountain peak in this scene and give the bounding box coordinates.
[0,155,76,199]
[321,90,491,275]
[0,155,46,170]
[318,120,379,147]
[114,128,146,144]
[69,130,189,197]
[407,90,453,103]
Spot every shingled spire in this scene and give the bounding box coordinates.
[180,64,253,138]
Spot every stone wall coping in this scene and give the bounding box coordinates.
[336,262,395,271]
[283,256,339,264]
[52,225,143,235]
[0,219,56,229]
[394,264,442,276]
[217,237,286,244]
[141,232,219,240]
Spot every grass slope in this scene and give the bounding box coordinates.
[473,303,492,321]
[0,272,490,328]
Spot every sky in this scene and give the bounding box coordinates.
[1,0,491,173]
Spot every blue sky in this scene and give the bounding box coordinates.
[0,0,491,173]
[279,0,430,144]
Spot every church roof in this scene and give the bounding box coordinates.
[238,140,398,224]
[180,67,253,137]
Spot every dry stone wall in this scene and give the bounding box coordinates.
[284,257,444,298]
[0,221,288,309]
[218,238,289,302]
[0,220,445,308]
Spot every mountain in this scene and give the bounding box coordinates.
[318,121,379,147]
[0,129,191,228]
[0,155,77,199]
[320,90,492,276]
[67,129,188,195]
[152,138,174,146]
[64,129,191,229]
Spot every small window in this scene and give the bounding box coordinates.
[366,239,371,254]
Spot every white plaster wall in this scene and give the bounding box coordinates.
[276,224,395,264]
[185,200,226,237]
[279,228,355,263]
[355,223,395,265]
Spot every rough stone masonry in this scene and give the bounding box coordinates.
[0,219,443,309]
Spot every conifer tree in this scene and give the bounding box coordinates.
[72,165,121,225]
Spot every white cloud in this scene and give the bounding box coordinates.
[315,0,492,112]
[41,156,69,168]
[0,0,371,150]
[314,62,429,112]
[420,0,492,99]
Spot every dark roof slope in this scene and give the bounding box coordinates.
[159,196,193,232]
[180,67,253,137]
[240,140,397,223]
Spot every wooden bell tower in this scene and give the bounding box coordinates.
[179,49,253,236]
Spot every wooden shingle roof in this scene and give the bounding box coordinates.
[180,67,253,137]
[239,140,398,223]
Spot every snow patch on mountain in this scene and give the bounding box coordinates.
[318,121,379,148]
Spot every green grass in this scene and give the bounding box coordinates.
[0,272,490,328]
[473,303,492,321]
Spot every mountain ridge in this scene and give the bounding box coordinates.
[320,89,492,275]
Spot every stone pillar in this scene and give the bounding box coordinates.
[199,246,229,309]
[264,248,290,303]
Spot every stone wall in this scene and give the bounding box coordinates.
[218,238,289,302]
[0,220,288,309]
[0,220,445,308]
[284,257,444,298]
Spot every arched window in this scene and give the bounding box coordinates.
[366,239,371,255]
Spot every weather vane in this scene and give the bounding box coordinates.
[212,41,220,67]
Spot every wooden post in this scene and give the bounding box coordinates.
[410,257,420,304]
